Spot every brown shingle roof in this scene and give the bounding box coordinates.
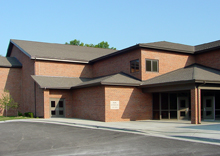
[195,40,220,53]
[140,41,195,54]
[32,73,141,89]
[7,39,220,63]
[8,39,117,63]
[141,64,220,87]
[31,75,90,89]
[0,57,22,68]
[73,72,141,88]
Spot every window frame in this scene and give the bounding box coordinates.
[145,59,159,72]
[130,59,140,73]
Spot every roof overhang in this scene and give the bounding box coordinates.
[141,79,220,93]
[7,40,90,64]
[30,57,89,64]
[138,43,194,54]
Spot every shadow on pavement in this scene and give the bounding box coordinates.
[180,124,220,131]
[172,135,220,144]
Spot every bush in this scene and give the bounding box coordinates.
[18,111,22,116]
[24,112,34,118]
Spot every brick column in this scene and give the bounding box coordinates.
[43,89,50,118]
[191,88,201,124]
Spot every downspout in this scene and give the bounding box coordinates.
[197,81,206,124]
[34,57,37,118]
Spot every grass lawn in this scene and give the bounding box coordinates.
[0,116,32,121]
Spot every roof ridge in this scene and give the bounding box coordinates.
[11,39,117,51]
[140,41,194,46]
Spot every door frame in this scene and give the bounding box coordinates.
[50,98,65,118]
[203,96,215,120]
[177,97,189,120]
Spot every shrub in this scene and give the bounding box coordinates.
[0,90,18,117]
[24,112,34,118]
[18,111,23,116]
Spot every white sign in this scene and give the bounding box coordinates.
[110,101,119,109]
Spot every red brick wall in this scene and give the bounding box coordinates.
[10,46,35,114]
[72,86,105,121]
[191,88,200,124]
[105,86,152,122]
[141,49,195,80]
[92,49,141,79]
[42,85,152,122]
[35,85,44,117]
[196,50,220,70]
[43,89,73,118]
[0,67,21,116]
[35,60,93,78]
[43,90,50,118]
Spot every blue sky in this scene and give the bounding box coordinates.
[0,0,220,56]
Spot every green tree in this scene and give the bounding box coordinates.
[65,39,116,50]
[65,39,83,46]
[0,90,18,117]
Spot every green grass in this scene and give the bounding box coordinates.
[0,116,32,121]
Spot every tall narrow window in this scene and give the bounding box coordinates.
[146,59,158,72]
[130,59,139,73]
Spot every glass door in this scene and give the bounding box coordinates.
[203,96,215,120]
[178,97,189,120]
[50,98,65,117]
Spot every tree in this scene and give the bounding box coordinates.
[65,39,116,50]
[0,90,18,117]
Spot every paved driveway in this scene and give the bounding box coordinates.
[19,118,220,145]
[1,121,220,156]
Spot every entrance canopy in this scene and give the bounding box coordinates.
[140,63,220,124]
[140,63,220,93]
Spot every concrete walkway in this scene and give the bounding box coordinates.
[4,118,220,146]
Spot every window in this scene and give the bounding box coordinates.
[51,101,55,107]
[146,59,158,72]
[130,59,139,73]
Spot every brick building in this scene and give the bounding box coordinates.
[1,39,220,124]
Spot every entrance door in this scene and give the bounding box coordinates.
[203,96,215,120]
[50,98,65,117]
[178,97,189,120]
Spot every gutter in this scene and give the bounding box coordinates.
[31,57,89,64]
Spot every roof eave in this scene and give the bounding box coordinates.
[101,82,141,86]
[32,57,89,64]
[0,65,22,68]
[40,87,71,89]
[140,80,196,88]
[194,46,220,54]
[71,82,102,89]
[195,80,220,84]
[139,44,195,54]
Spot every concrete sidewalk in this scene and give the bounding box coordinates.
[4,118,220,146]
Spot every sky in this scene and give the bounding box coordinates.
[0,0,220,56]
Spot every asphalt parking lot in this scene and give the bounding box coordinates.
[1,122,220,156]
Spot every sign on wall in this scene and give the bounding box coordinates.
[110,101,119,109]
